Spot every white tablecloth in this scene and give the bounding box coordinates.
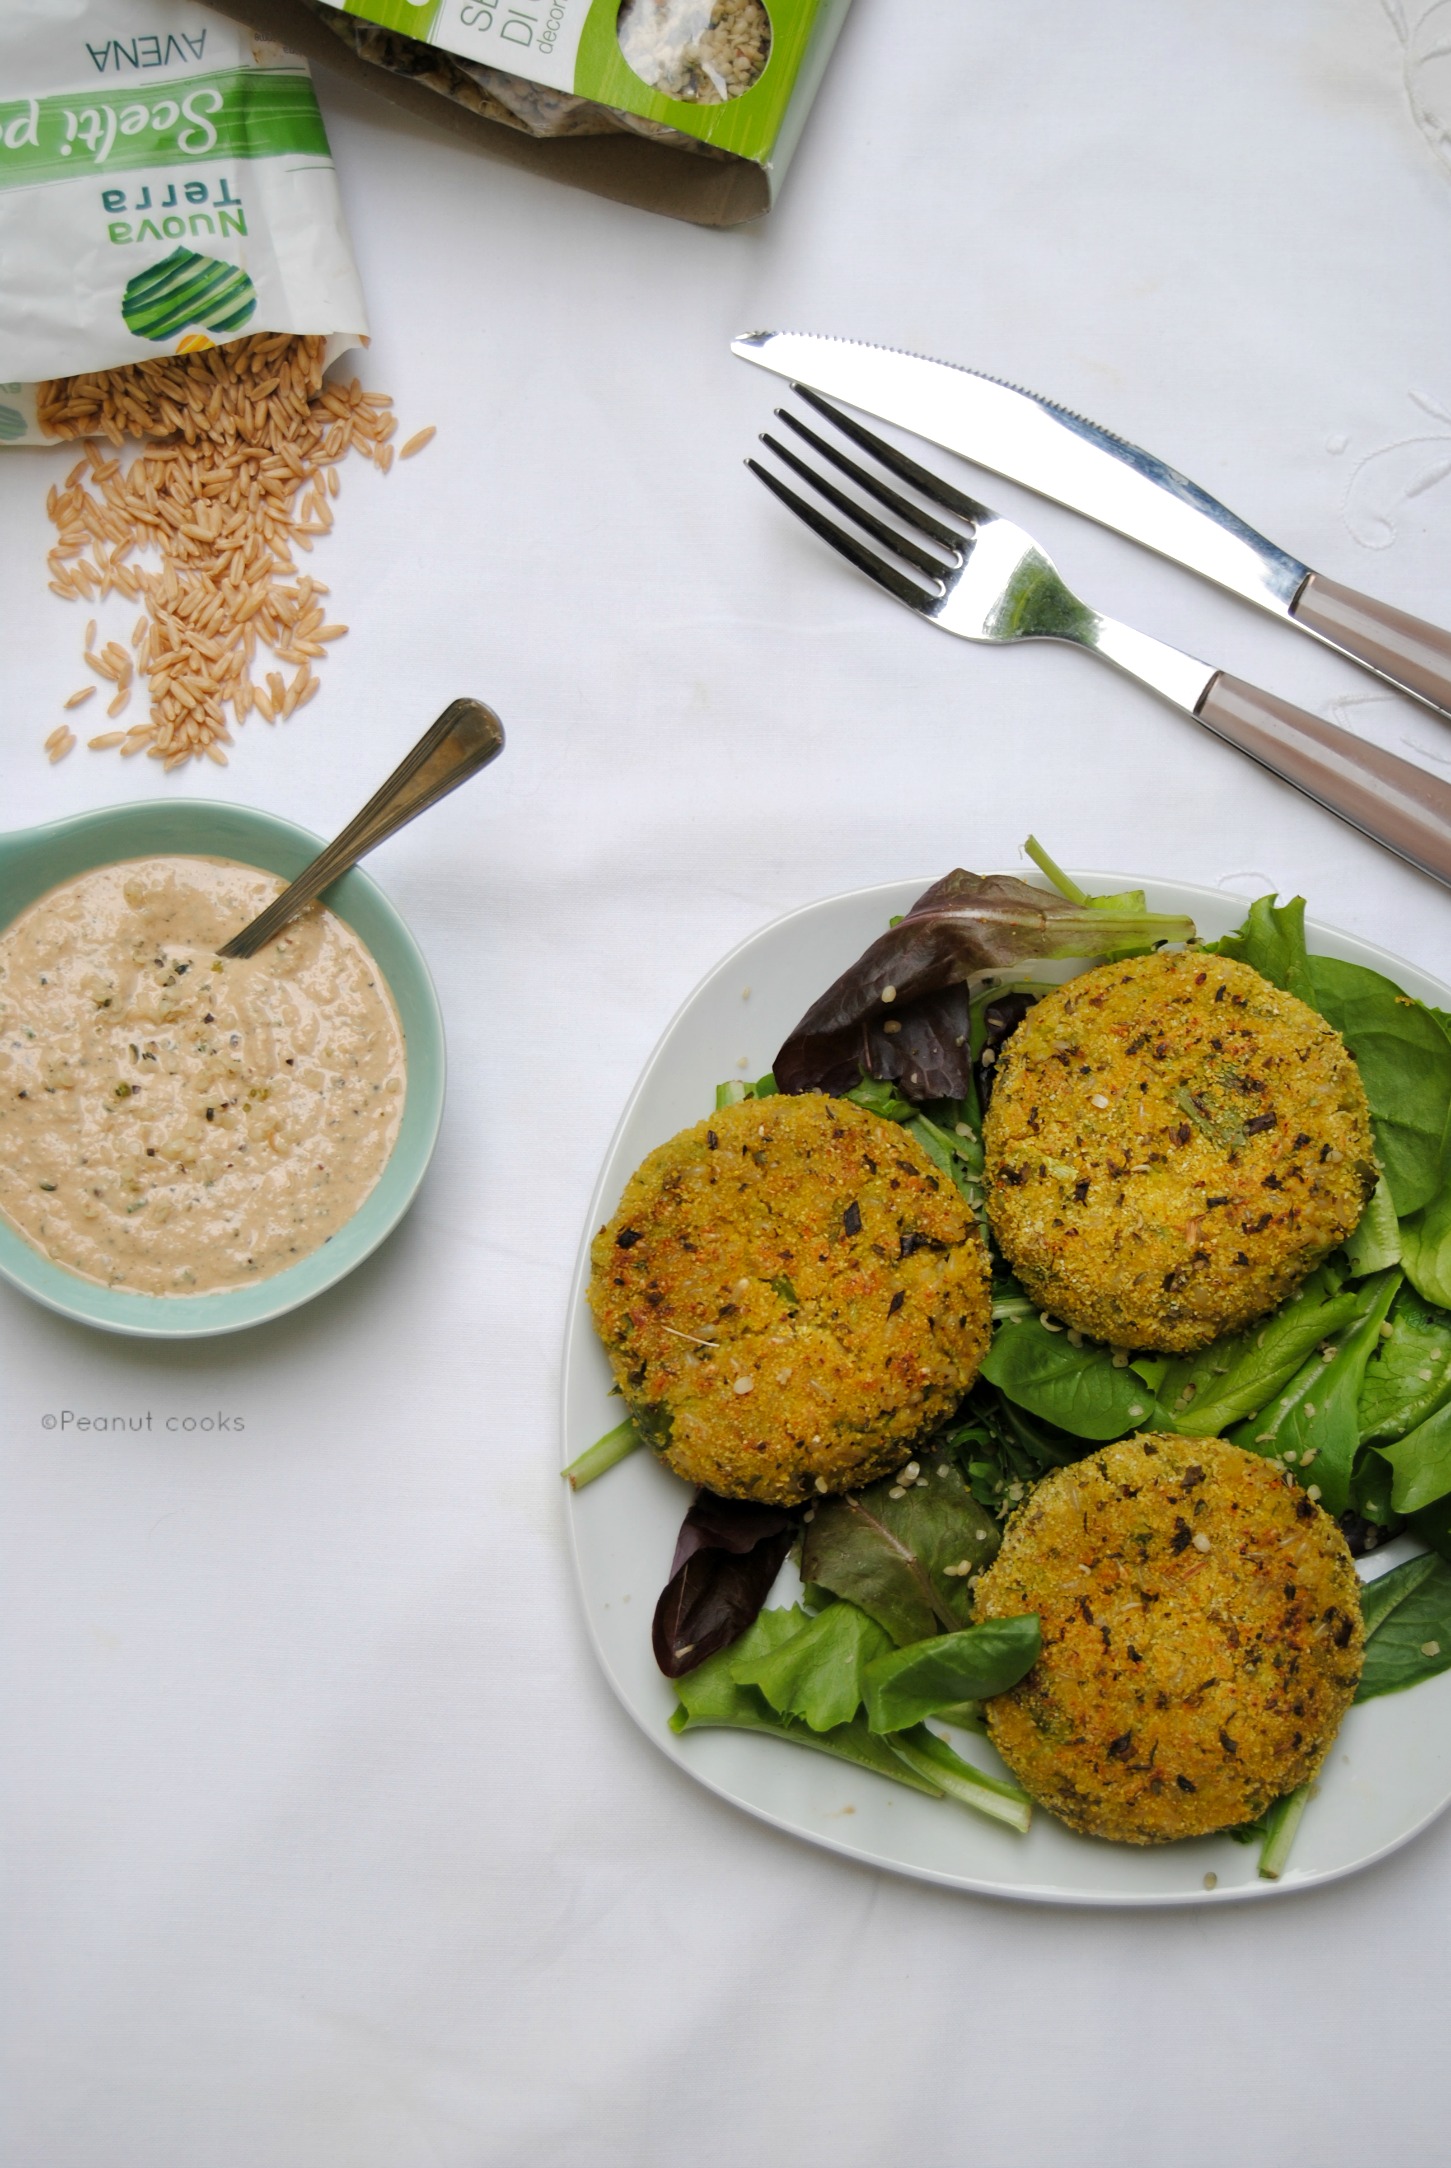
[5,4,1451,2161]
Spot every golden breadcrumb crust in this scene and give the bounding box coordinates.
[588,1094,991,1504]
[973,1433,1363,1843]
[983,950,1376,1353]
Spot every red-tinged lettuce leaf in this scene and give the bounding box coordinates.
[774,870,1195,1102]
[652,1490,799,1678]
[800,1464,1000,1647]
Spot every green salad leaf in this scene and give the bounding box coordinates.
[1021,837,1162,960]
[1257,1785,1314,1880]
[1344,1178,1402,1279]
[882,1725,1033,1832]
[1308,956,1451,1218]
[844,1076,917,1123]
[1348,1446,1400,1529]
[671,1605,1035,1831]
[1399,1185,1451,1310]
[1355,1552,1451,1700]
[1380,1400,1451,1515]
[1155,1268,1362,1439]
[668,1606,944,1794]
[1206,892,1318,1010]
[730,1599,892,1732]
[1357,1283,1451,1444]
[862,1617,1040,1733]
[979,1314,1153,1441]
[563,1417,642,1490]
[1229,1269,1400,1517]
[1407,1492,1451,1562]
[904,1106,984,1215]
[1359,1550,1440,1639]
[800,1463,999,1646]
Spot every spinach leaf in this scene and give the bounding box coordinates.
[1343,1178,1402,1279]
[1407,1492,1451,1562]
[1357,1283,1451,1444]
[1347,1446,1401,1530]
[668,1607,944,1794]
[882,1725,1032,1832]
[731,1600,892,1731]
[651,1491,799,1677]
[1359,1550,1440,1639]
[1308,955,1451,1217]
[862,1617,1040,1733]
[801,1464,999,1646]
[980,1315,1154,1441]
[940,1388,1085,1523]
[1229,1270,1400,1517]
[1354,1552,1451,1700]
[1380,1399,1451,1515]
[1207,892,1317,1009]
[1399,1183,1451,1309]
[773,867,1193,1102]
[1155,1270,1362,1438]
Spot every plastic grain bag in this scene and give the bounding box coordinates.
[0,0,367,446]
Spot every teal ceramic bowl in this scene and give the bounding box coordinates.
[0,800,445,1337]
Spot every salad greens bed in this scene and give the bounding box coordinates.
[569,851,1451,1877]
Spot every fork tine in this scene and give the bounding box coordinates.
[745,458,938,613]
[774,408,966,551]
[793,384,992,524]
[758,430,952,580]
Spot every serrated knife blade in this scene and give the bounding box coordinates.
[731,330,1451,721]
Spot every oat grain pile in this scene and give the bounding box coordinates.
[39,335,430,770]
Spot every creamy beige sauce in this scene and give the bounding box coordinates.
[0,857,406,1294]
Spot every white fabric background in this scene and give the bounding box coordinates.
[4,3,1451,2161]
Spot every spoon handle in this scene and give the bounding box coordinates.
[218,699,504,960]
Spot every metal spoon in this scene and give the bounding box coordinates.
[218,698,505,960]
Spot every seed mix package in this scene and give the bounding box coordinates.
[208,0,855,225]
[0,0,367,445]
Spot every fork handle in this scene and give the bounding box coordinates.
[1291,573,1451,722]
[1195,671,1451,887]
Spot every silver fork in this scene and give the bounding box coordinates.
[748,390,1451,890]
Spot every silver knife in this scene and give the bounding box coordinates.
[732,330,1451,723]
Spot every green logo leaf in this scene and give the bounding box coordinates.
[121,249,256,342]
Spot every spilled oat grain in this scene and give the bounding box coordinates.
[38,335,403,770]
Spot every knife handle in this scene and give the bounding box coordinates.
[1291,572,1451,722]
[1195,671,1451,888]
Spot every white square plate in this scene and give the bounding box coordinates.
[562,875,1451,1906]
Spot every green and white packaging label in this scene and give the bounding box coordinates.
[0,0,367,445]
[367,0,589,93]
[336,0,844,167]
